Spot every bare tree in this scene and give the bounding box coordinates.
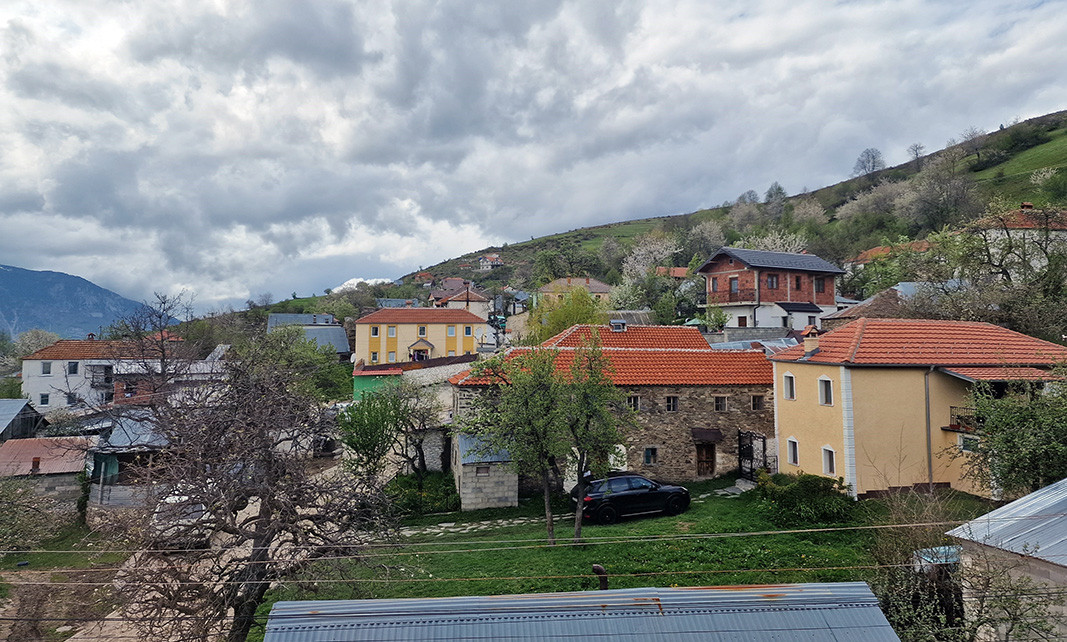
[907,142,926,170]
[853,147,886,176]
[109,328,391,641]
[959,126,987,162]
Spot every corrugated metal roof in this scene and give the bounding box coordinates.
[456,432,509,465]
[0,399,31,430]
[775,301,823,314]
[264,582,897,641]
[947,476,1067,567]
[0,437,91,476]
[302,326,351,354]
[90,413,167,452]
[267,313,337,330]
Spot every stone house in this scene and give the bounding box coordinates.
[448,324,774,508]
[0,436,91,500]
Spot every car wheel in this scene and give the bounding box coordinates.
[665,494,686,516]
[597,505,618,525]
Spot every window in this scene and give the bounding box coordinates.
[67,361,79,375]
[808,315,817,326]
[41,362,52,375]
[819,377,833,406]
[447,325,456,337]
[66,393,77,405]
[371,326,379,337]
[737,315,748,327]
[464,325,472,336]
[959,434,979,453]
[630,477,655,491]
[751,395,765,411]
[627,395,640,412]
[666,396,679,412]
[387,351,396,363]
[815,277,826,293]
[783,373,796,400]
[795,275,802,289]
[822,447,836,475]
[711,277,719,292]
[767,274,779,289]
[39,393,50,406]
[418,326,427,337]
[387,326,396,338]
[644,447,658,465]
[781,316,790,327]
[787,438,799,466]
[729,277,739,293]
[448,350,456,357]
[713,396,728,412]
[475,466,490,477]
[371,351,378,363]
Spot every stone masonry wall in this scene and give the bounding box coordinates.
[623,384,775,483]
[456,463,517,510]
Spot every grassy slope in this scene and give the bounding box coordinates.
[972,126,1067,202]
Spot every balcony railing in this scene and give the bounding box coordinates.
[705,288,757,305]
[944,406,981,432]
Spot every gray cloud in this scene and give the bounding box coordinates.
[1,0,1065,311]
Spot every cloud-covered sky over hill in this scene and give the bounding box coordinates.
[2,0,1065,309]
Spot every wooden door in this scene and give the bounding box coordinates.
[696,444,715,477]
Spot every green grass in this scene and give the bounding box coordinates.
[0,523,127,571]
[972,127,1067,202]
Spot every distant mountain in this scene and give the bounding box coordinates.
[0,265,145,339]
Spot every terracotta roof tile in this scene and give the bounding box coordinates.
[355,309,486,324]
[969,209,1067,231]
[23,340,139,361]
[771,318,1067,367]
[940,367,1063,382]
[450,347,771,387]
[541,325,711,349]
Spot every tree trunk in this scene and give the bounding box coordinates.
[572,452,587,543]
[542,470,555,544]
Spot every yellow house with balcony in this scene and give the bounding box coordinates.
[353,309,487,365]
[770,319,1067,498]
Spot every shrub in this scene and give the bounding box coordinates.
[386,471,461,515]
[757,472,854,526]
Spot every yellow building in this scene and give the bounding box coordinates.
[353,309,487,365]
[770,319,1067,498]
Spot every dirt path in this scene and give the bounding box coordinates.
[0,569,121,642]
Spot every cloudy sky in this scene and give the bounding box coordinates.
[2,0,1065,310]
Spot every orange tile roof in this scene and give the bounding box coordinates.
[940,367,1063,382]
[771,318,1067,367]
[538,276,612,294]
[849,240,933,265]
[355,309,486,324]
[450,347,771,387]
[655,267,690,278]
[541,325,711,349]
[969,209,1067,231]
[23,340,139,361]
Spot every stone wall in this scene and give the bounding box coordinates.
[454,460,517,511]
[623,384,775,483]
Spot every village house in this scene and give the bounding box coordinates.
[769,318,1067,498]
[353,308,488,366]
[449,323,774,509]
[0,398,47,442]
[696,247,844,330]
[20,337,138,411]
[478,253,504,271]
[0,436,91,500]
[537,276,612,305]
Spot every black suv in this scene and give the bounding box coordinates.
[571,473,690,524]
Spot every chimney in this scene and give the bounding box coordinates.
[87,333,95,341]
[802,325,820,357]
[31,457,40,474]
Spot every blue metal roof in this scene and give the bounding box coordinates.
[301,326,351,354]
[947,476,1067,567]
[0,399,31,430]
[264,582,897,641]
[267,313,337,330]
[375,299,422,308]
[91,412,167,452]
[456,432,510,465]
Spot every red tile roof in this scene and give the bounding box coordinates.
[941,367,1063,382]
[849,240,933,265]
[0,437,91,476]
[541,325,711,349]
[355,309,486,324]
[968,209,1067,231]
[450,347,771,387]
[539,276,612,294]
[771,318,1067,367]
[655,267,690,278]
[23,340,139,361]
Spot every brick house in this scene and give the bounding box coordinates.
[448,324,774,508]
[696,248,844,330]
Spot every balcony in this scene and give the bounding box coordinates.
[705,288,757,305]
[88,365,114,388]
[943,406,980,432]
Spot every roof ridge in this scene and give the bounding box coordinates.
[846,317,867,363]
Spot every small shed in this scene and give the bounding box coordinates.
[0,436,91,498]
[451,432,515,510]
[264,582,898,641]
[0,399,47,442]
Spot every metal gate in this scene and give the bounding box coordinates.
[738,430,767,481]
